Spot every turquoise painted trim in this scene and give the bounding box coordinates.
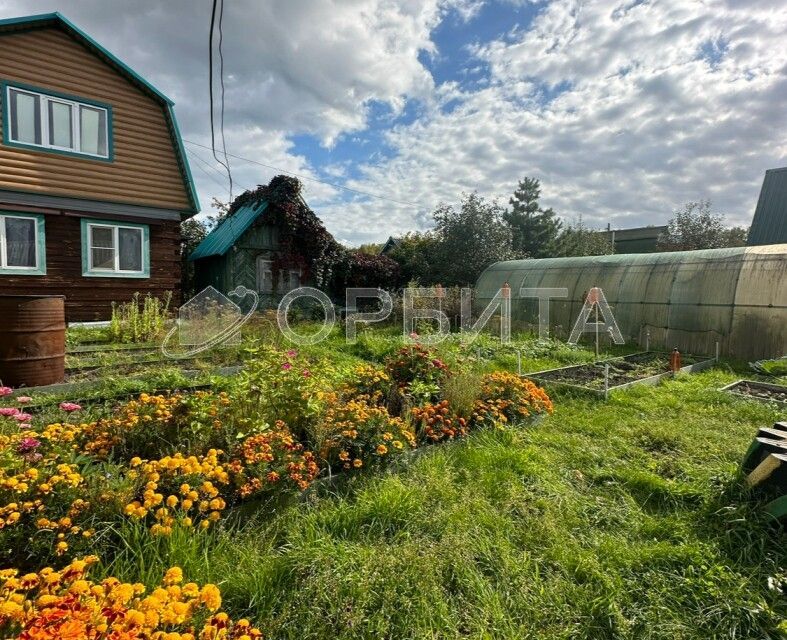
[0,12,199,214]
[1,79,113,162]
[167,104,200,214]
[0,211,46,275]
[80,218,150,279]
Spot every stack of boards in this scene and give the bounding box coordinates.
[742,421,787,520]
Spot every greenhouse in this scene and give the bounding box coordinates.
[475,244,787,359]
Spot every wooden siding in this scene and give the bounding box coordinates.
[0,210,181,321]
[0,27,191,211]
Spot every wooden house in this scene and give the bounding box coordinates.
[0,13,199,321]
[190,181,312,305]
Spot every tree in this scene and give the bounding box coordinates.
[503,177,562,258]
[430,192,516,286]
[356,242,384,255]
[554,216,614,257]
[180,217,209,298]
[388,232,440,285]
[720,226,749,248]
[657,200,745,251]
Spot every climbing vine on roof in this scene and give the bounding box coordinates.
[227,175,403,295]
[230,175,347,289]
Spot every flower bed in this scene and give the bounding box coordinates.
[0,341,553,636]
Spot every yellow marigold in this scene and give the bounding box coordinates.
[200,583,222,611]
[164,566,183,585]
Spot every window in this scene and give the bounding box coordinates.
[81,220,148,278]
[287,268,301,291]
[0,213,45,275]
[4,83,110,159]
[257,258,273,293]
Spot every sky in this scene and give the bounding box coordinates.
[2,0,785,246]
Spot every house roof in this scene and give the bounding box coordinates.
[189,200,269,261]
[0,12,200,216]
[748,167,787,246]
[379,236,401,255]
[610,225,667,253]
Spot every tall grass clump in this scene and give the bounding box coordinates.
[109,291,172,343]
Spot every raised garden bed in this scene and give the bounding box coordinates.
[9,365,243,409]
[722,380,787,406]
[527,351,716,398]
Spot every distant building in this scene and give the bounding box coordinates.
[748,167,787,246]
[606,225,667,254]
[379,236,401,255]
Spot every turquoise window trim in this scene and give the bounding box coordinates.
[0,211,46,276]
[1,79,114,162]
[80,218,150,279]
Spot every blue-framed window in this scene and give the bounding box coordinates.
[80,219,149,278]
[0,212,46,275]
[2,81,112,161]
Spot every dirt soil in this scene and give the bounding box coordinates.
[533,352,702,390]
[726,381,787,404]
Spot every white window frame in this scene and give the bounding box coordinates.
[5,85,110,159]
[0,214,40,271]
[86,222,144,275]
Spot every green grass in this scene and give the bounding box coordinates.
[98,366,787,639]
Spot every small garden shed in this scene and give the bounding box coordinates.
[190,175,401,304]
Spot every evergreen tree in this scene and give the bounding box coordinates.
[503,177,562,258]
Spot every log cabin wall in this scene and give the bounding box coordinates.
[0,25,191,211]
[0,209,181,321]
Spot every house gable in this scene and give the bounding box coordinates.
[0,13,199,216]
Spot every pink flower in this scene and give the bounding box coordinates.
[16,396,32,404]
[0,407,19,417]
[18,423,31,430]
[17,437,40,454]
[287,349,298,358]
[302,369,311,378]
[59,402,82,412]
[0,387,12,397]
[12,413,32,422]
[281,363,292,371]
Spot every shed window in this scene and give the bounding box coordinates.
[0,213,45,275]
[5,84,110,159]
[82,220,149,278]
[257,258,273,293]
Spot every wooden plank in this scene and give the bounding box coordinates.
[746,452,787,488]
[0,26,191,210]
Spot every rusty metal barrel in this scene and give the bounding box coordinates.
[0,295,66,388]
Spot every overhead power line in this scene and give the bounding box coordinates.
[208,0,233,201]
[182,138,424,209]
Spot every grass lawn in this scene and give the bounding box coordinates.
[81,328,786,639]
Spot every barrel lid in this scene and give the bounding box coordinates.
[0,295,66,299]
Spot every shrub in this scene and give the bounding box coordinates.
[441,370,483,419]
[318,395,416,471]
[411,400,470,443]
[385,343,449,392]
[472,372,553,425]
[109,292,172,344]
[232,346,324,440]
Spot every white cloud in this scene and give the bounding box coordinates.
[1,0,785,245]
[336,0,787,241]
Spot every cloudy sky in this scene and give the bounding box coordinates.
[2,0,785,245]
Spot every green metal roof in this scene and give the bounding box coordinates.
[189,200,269,261]
[748,167,787,246]
[0,12,200,216]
